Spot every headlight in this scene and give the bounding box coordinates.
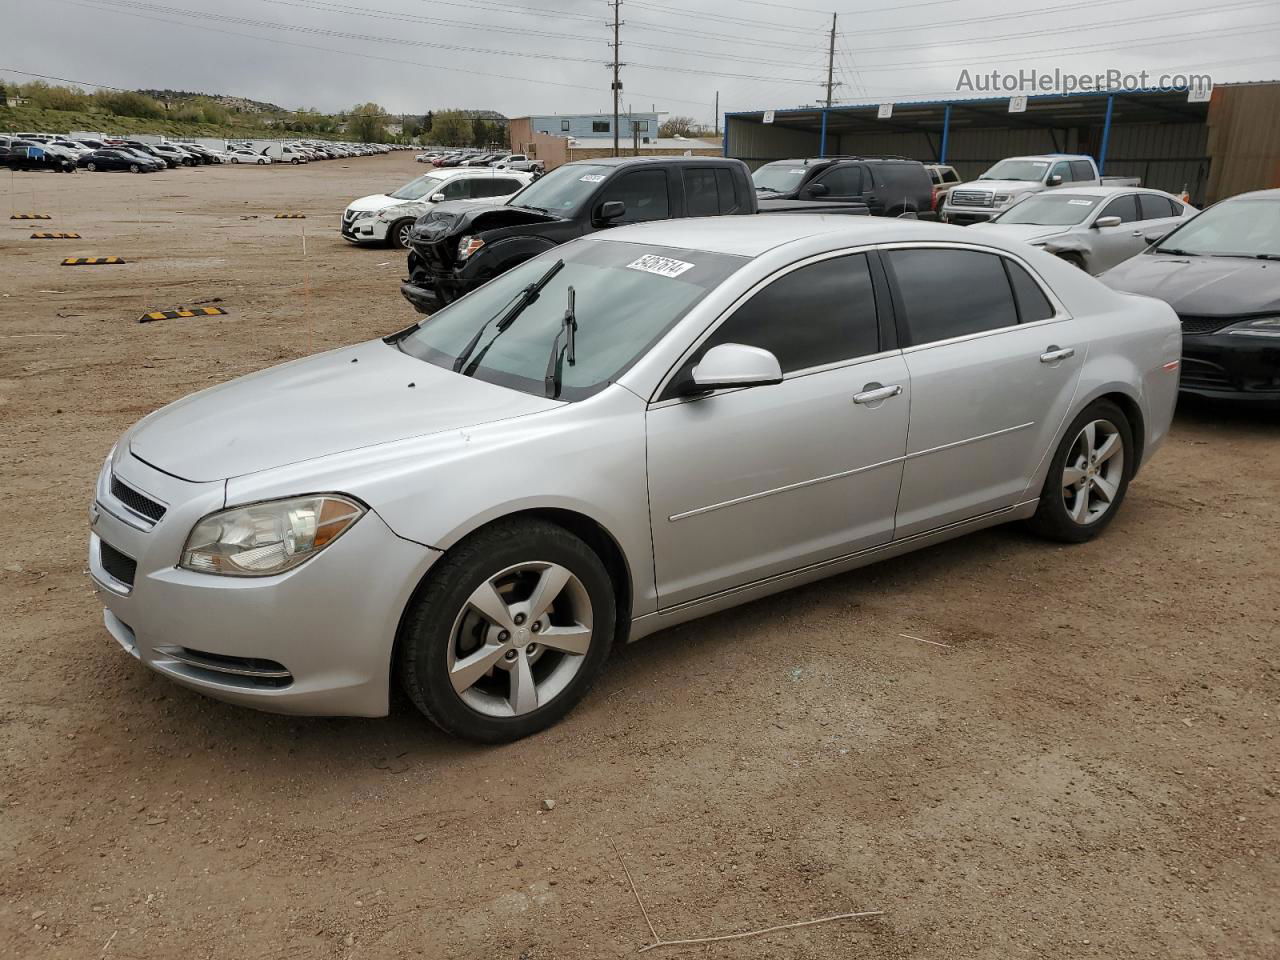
[993,193,1011,204]
[458,235,485,260]
[1226,316,1280,338]
[352,210,375,221]
[180,495,365,577]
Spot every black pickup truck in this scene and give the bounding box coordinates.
[401,156,868,313]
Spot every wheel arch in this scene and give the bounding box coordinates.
[390,506,636,690]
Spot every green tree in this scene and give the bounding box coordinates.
[429,110,473,147]
[94,90,165,119]
[348,102,389,142]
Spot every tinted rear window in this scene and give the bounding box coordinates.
[888,249,1019,344]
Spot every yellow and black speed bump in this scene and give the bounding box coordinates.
[11,213,53,220]
[31,232,81,239]
[274,213,306,219]
[138,306,228,323]
[62,257,126,266]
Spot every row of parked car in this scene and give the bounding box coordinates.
[1,133,407,173]
[416,149,544,174]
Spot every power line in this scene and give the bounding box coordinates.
[626,0,825,35]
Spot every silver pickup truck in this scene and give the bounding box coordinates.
[941,154,1140,225]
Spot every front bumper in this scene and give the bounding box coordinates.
[940,206,998,225]
[341,216,389,244]
[1180,331,1280,404]
[88,451,440,716]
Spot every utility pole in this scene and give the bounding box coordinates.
[824,13,837,109]
[610,0,622,157]
[714,90,719,136]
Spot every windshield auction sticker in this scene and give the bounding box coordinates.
[580,174,606,182]
[626,254,695,278]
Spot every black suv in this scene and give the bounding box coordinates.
[751,156,934,218]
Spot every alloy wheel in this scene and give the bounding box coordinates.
[446,561,593,718]
[396,222,412,248]
[1061,418,1124,524]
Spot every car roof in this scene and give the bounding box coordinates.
[591,215,1020,258]
[1034,185,1179,199]
[564,156,735,168]
[436,167,528,178]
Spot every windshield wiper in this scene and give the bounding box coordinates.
[1155,247,1199,256]
[453,258,565,376]
[543,285,578,399]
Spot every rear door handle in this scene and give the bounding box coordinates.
[1040,346,1075,363]
[853,383,902,405]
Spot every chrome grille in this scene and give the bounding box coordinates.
[949,190,994,208]
[111,474,166,523]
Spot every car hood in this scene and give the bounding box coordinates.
[1100,254,1280,317]
[410,202,562,244]
[347,194,400,213]
[126,340,561,482]
[969,222,1068,244]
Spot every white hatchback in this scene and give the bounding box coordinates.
[341,168,534,248]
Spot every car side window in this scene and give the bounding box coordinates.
[715,168,742,214]
[683,168,721,217]
[664,254,880,397]
[1004,260,1055,323]
[813,164,861,198]
[1138,194,1176,220]
[1098,194,1139,223]
[1049,161,1072,183]
[1069,160,1095,181]
[600,170,670,223]
[943,169,960,183]
[441,179,470,199]
[887,249,1019,345]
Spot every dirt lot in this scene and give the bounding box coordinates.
[1,153,1277,959]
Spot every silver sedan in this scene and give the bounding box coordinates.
[88,216,1181,741]
[972,186,1196,274]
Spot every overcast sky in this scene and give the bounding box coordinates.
[3,0,1279,124]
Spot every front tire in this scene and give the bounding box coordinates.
[1027,399,1133,543]
[87,162,97,172]
[398,519,616,743]
[129,164,139,173]
[389,218,414,249]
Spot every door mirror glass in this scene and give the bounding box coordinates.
[681,343,783,395]
[806,181,829,197]
[597,200,626,222]
[1094,215,1122,228]
[1047,174,1063,187]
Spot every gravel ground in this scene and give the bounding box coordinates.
[1,153,1277,959]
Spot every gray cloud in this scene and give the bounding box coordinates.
[3,0,1278,125]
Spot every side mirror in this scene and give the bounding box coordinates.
[430,192,446,203]
[597,200,626,223]
[1047,175,1063,186]
[806,182,829,197]
[1093,215,1122,229]
[1143,227,1173,244]
[679,343,783,396]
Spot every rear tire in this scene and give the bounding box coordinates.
[398,519,616,743]
[129,164,139,173]
[1027,399,1134,543]
[87,162,97,172]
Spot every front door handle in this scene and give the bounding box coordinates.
[1040,346,1075,364]
[853,383,902,405]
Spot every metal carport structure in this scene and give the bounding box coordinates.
[723,82,1280,205]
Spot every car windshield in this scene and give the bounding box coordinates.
[506,164,611,213]
[389,174,445,201]
[994,194,1100,225]
[752,161,808,192]
[397,240,747,399]
[1153,198,1280,258]
[980,159,1050,181]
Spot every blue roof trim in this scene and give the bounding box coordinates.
[725,87,1207,118]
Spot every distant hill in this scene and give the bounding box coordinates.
[137,89,286,114]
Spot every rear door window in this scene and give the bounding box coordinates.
[1004,260,1055,323]
[1137,194,1177,220]
[887,249,1020,344]
[1069,160,1095,181]
[683,168,721,217]
[715,168,742,213]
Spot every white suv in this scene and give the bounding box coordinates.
[341,167,534,248]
